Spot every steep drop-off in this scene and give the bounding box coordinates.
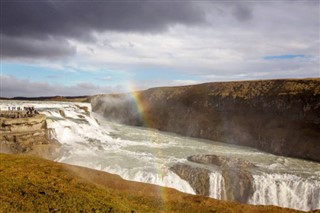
[91,79,320,162]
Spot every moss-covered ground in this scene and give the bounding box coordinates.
[0,153,306,212]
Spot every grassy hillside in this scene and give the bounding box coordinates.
[146,78,320,98]
[0,154,300,213]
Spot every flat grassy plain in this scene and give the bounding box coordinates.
[0,154,304,213]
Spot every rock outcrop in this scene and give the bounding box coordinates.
[171,154,255,203]
[91,79,320,162]
[170,164,211,196]
[188,155,255,203]
[0,113,58,158]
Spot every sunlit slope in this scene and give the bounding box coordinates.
[0,154,299,213]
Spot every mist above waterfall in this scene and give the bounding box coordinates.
[90,94,143,126]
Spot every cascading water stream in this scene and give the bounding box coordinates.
[209,172,226,200]
[249,173,320,211]
[1,100,319,211]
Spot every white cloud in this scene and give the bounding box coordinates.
[0,75,125,98]
[2,1,319,97]
[99,76,113,81]
[171,80,201,86]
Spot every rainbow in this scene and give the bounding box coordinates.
[128,86,153,128]
[130,90,147,126]
[128,85,169,211]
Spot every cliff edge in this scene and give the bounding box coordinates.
[91,79,320,162]
[0,112,58,157]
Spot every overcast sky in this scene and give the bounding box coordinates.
[1,0,319,97]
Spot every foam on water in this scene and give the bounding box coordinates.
[249,173,320,211]
[102,165,196,194]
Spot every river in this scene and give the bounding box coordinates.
[1,101,320,211]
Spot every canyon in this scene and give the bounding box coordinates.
[91,79,320,162]
[1,78,320,211]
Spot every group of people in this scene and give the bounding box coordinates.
[24,106,39,115]
[0,106,39,118]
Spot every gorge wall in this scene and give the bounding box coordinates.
[91,79,320,162]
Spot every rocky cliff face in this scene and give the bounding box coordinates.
[0,114,58,156]
[0,114,47,133]
[91,79,320,162]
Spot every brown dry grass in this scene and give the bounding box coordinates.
[146,78,320,99]
[0,154,302,213]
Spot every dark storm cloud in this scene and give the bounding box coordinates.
[1,0,206,59]
[232,3,252,22]
[2,1,206,39]
[1,35,76,59]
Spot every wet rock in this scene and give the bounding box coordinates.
[170,164,210,196]
[189,154,255,203]
[59,110,66,117]
[76,105,90,116]
[171,154,255,203]
[187,155,255,168]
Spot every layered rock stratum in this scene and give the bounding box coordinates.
[91,79,320,162]
[0,112,58,157]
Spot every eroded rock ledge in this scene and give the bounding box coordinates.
[171,154,255,203]
[0,113,59,158]
[171,164,211,196]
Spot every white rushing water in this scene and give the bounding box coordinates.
[249,173,320,211]
[1,100,320,211]
[209,172,226,200]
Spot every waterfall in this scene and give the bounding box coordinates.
[248,173,320,211]
[101,165,196,195]
[209,172,226,200]
[2,101,319,211]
